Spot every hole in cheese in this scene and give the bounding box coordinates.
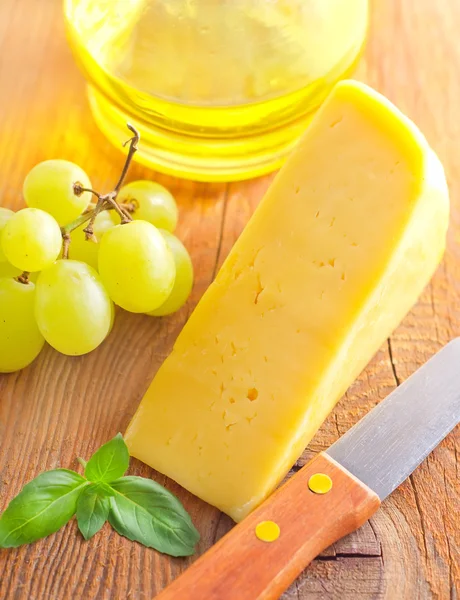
[247,388,259,401]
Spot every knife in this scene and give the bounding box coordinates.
[156,339,460,600]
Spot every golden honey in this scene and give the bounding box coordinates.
[64,0,368,181]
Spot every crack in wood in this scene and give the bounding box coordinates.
[442,466,454,595]
[368,518,383,565]
[333,412,341,439]
[429,282,442,344]
[409,474,430,563]
[294,576,302,600]
[455,446,460,483]
[387,338,401,386]
[442,260,455,335]
[315,551,382,561]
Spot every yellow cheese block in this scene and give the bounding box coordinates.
[125,80,449,521]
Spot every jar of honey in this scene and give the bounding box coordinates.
[64,0,368,181]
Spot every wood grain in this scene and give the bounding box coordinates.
[156,454,381,600]
[0,0,459,598]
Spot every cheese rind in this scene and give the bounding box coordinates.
[125,80,449,521]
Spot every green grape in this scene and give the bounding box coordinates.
[23,159,92,225]
[0,278,45,373]
[35,260,113,356]
[2,208,62,272]
[98,220,175,313]
[117,180,178,232]
[149,230,194,316]
[69,211,114,270]
[0,207,14,263]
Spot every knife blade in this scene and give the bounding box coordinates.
[156,339,460,600]
[327,337,460,499]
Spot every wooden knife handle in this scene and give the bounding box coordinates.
[157,453,381,600]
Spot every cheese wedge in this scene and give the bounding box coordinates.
[125,80,449,521]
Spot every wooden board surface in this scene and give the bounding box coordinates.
[0,0,459,598]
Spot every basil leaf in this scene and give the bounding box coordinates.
[85,433,129,483]
[0,469,87,548]
[108,476,200,557]
[76,483,111,540]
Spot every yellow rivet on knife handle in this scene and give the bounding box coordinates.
[255,521,280,542]
[308,473,333,494]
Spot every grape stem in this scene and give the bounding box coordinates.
[114,123,140,193]
[60,124,140,255]
[61,211,96,236]
[62,232,71,260]
[17,271,30,284]
[61,202,135,238]
[73,184,100,199]
[83,195,106,240]
[104,192,132,224]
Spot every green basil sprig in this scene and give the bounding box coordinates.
[76,483,112,540]
[0,434,199,556]
[84,434,129,483]
[0,470,86,547]
[109,477,200,557]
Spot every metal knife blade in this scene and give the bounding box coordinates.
[327,338,460,499]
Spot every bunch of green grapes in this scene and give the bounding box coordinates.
[0,146,194,374]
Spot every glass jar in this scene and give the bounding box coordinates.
[64,0,368,181]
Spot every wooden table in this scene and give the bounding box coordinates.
[0,0,459,598]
